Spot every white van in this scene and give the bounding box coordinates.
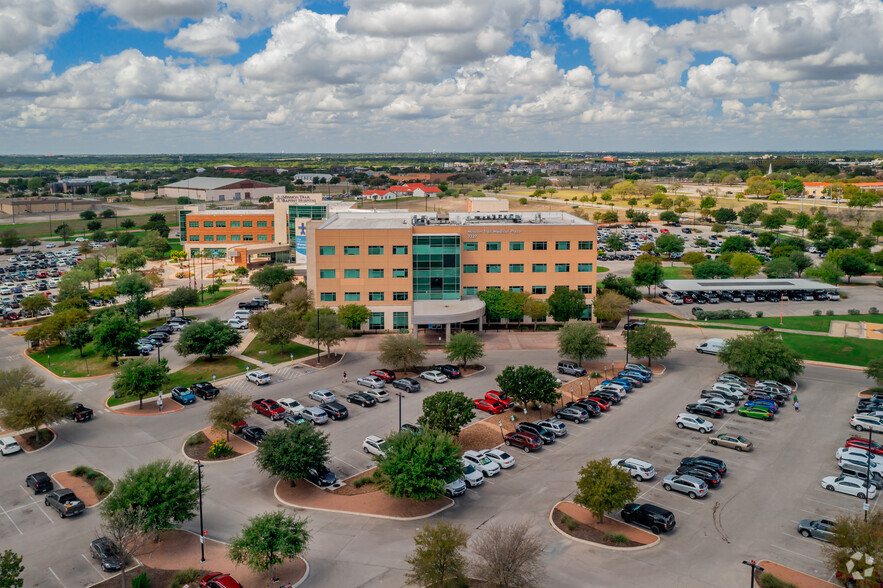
[233,309,251,320]
[696,338,725,355]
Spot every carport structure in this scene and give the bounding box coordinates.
[661,279,838,293]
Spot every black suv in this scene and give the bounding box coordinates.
[566,400,600,417]
[434,364,462,379]
[190,382,219,400]
[90,537,123,571]
[320,401,349,420]
[515,422,556,445]
[25,472,54,494]
[307,465,337,487]
[240,426,266,444]
[675,465,721,487]
[680,456,727,476]
[620,503,676,533]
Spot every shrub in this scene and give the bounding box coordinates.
[93,476,113,497]
[826,310,835,316]
[757,572,797,588]
[170,568,202,588]
[602,532,629,546]
[870,307,879,315]
[352,476,373,488]
[877,280,883,288]
[186,432,207,447]
[519,198,528,205]
[131,572,150,588]
[848,309,861,315]
[84,468,101,481]
[813,309,822,316]
[756,311,764,318]
[560,514,579,531]
[71,465,90,477]
[207,438,233,459]
[590,371,601,378]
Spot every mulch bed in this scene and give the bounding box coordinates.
[301,353,343,368]
[756,560,838,588]
[182,429,246,462]
[90,566,183,588]
[333,467,379,496]
[277,478,452,518]
[53,471,109,507]
[15,429,54,452]
[552,502,657,547]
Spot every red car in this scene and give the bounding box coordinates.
[251,399,285,420]
[504,432,542,452]
[474,399,505,414]
[484,391,513,409]
[846,436,883,456]
[580,396,610,411]
[660,228,670,233]
[200,573,243,588]
[369,369,396,382]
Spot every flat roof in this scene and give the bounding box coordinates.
[318,211,592,231]
[186,208,273,216]
[662,279,836,292]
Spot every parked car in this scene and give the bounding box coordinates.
[697,397,736,413]
[444,477,467,497]
[744,399,779,414]
[484,391,513,409]
[480,448,515,469]
[170,387,196,405]
[319,401,349,420]
[45,488,85,517]
[369,369,396,382]
[461,462,484,487]
[277,398,305,415]
[737,406,774,421]
[392,378,420,393]
[251,399,285,420]
[797,519,836,542]
[306,465,337,487]
[190,382,219,400]
[680,456,727,476]
[708,433,752,451]
[516,422,556,444]
[308,389,336,403]
[611,458,656,481]
[362,388,389,403]
[240,426,267,444]
[554,406,589,423]
[662,474,709,499]
[584,396,610,411]
[462,450,501,477]
[246,370,272,385]
[851,414,883,433]
[90,537,123,571]
[25,472,54,494]
[419,370,449,383]
[686,403,723,419]
[357,375,387,389]
[567,400,600,418]
[346,392,377,407]
[620,503,676,533]
[557,360,587,376]
[283,415,310,428]
[434,364,462,379]
[362,435,386,457]
[200,572,243,588]
[676,413,714,433]
[821,475,877,499]
[0,436,22,456]
[675,465,721,488]
[700,388,741,404]
[301,407,329,425]
[504,432,542,452]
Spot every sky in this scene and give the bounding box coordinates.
[1,0,882,155]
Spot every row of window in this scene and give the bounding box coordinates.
[463,240,593,251]
[189,220,272,228]
[462,285,593,296]
[320,291,410,302]
[189,235,268,242]
[319,268,408,279]
[368,311,409,330]
[319,245,408,256]
[464,263,592,273]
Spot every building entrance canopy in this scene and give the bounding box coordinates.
[412,298,486,325]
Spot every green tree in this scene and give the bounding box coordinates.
[142,213,170,238]
[208,392,252,441]
[626,324,675,367]
[443,331,484,368]
[477,289,528,321]
[681,251,707,266]
[233,266,250,284]
[597,276,641,304]
[789,251,813,277]
[405,522,469,588]
[92,312,140,362]
[255,423,330,486]
[807,223,828,241]
[86,220,102,232]
[116,247,147,273]
[763,257,797,279]
[112,358,170,410]
[692,259,734,279]
[250,264,296,293]
[713,208,738,224]
[718,331,804,381]
[738,203,765,225]
[0,229,20,248]
[729,252,762,277]
[0,550,24,588]
[0,367,45,403]
[101,208,116,218]
[847,191,879,226]
[116,273,153,319]
[139,230,170,260]
[229,511,311,583]
[120,218,136,229]
[375,429,462,501]
[631,261,663,294]
[557,322,607,366]
[417,391,475,437]
[66,322,92,357]
[280,284,314,315]
[249,308,304,352]
[659,211,679,224]
[523,297,550,324]
[547,287,587,322]
[793,212,812,236]
[101,459,200,535]
[166,286,199,316]
[838,252,870,283]
[80,210,97,220]
[20,294,51,316]
[605,234,625,252]
[336,304,371,330]
[593,290,631,323]
[378,334,427,372]
[823,512,883,588]
[302,310,348,357]
[574,459,638,523]
[174,318,242,359]
[720,235,753,252]
[58,268,92,301]
[863,358,883,390]
[654,234,685,262]
[55,223,74,245]
[805,259,844,285]
[495,365,560,411]
[0,387,72,443]
[870,219,883,242]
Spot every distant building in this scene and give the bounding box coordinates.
[50,175,134,194]
[129,191,157,200]
[360,183,442,201]
[293,173,333,184]
[0,197,99,215]
[158,177,280,202]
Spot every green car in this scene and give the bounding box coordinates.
[738,406,774,421]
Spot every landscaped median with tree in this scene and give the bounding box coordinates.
[0,367,71,449]
[718,331,804,381]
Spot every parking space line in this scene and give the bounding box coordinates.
[770,544,825,563]
[47,566,65,587]
[805,496,857,512]
[332,455,359,471]
[0,502,23,535]
[18,484,55,523]
[82,553,107,579]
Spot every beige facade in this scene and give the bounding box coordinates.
[158,178,281,202]
[0,197,98,215]
[129,190,156,200]
[466,197,509,212]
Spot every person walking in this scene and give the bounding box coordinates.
[342,371,348,384]
[157,394,164,412]
[794,400,799,412]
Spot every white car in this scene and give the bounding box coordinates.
[839,455,883,476]
[851,414,883,433]
[837,447,880,463]
[821,475,877,499]
[362,435,386,457]
[308,389,336,403]
[757,380,792,393]
[676,413,714,433]
[480,449,515,469]
[47,279,58,288]
[45,243,55,248]
[0,288,10,295]
[462,450,501,477]
[611,458,656,481]
[362,388,389,402]
[461,463,484,488]
[697,397,736,413]
[419,370,448,383]
[0,436,22,456]
[23,284,35,292]
[246,370,272,385]
[226,318,249,329]
[710,382,745,400]
[357,376,386,389]
[277,398,304,416]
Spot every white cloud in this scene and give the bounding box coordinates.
[0,0,83,55]
[94,0,216,31]
[686,56,770,99]
[165,15,242,56]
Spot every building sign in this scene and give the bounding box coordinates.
[274,193,322,204]
[465,229,522,238]
[295,221,307,257]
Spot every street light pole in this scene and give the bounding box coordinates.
[196,461,205,562]
[742,560,763,588]
[397,392,403,431]
[625,308,631,364]
[866,427,873,522]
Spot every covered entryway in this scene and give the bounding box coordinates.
[412,298,486,343]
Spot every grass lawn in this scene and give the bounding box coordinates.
[597,266,610,273]
[195,289,242,307]
[633,312,684,320]
[780,333,883,367]
[28,342,119,378]
[108,356,250,406]
[242,337,317,365]
[662,266,692,280]
[708,313,883,333]
[8,212,179,239]
[139,317,167,330]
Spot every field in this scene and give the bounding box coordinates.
[709,313,883,333]
[4,211,178,239]
[780,333,883,366]
[242,337,317,364]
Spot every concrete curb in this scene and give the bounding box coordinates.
[548,501,660,552]
[462,364,487,378]
[273,479,455,521]
[21,350,115,380]
[51,468,114,509]
[17,427,57,454]
[179,429,256,465]
[296,351,346,371]
[756,560,838,587]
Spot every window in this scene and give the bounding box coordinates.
[532,264,547,273]
[203,235,214,242]
[257,234,268,241]
[190,248,200,255]
[463,287,478,295]
[509,241,524,251]
[243,234,253,241]
[319,269,336,279]
[578,240,594,250]
[344,269,360,278]
[215,221,226,228]
[509,286,524,292]
[486,264,501,273]
[320,292,336,302]
[230,235,241,242]
[463,242,478,251]
[188,220,200,228]
[392,269,408,278]
[203,221,214,228]
[257,220,268,228]
[392,245,408,255]
[368,269,384,278]
[369,292,384,301]
[243,221,253,227]
[486,242,501,251]
[393,291,409,301]
[319,246,335,256]
[578,263,593,272]
[344,292,360,301]
[555,263,570,273]
[578,285,593,294]
[509,264,524,273]
[393,312,409,330]
[368,246,384,255]
[189,235,200,242]
[369,312,384,330]
[230,221,241,228]
[463,264,478,274]
[532,241,547,251]
[532,286,547,295]
[556,241,570,251]
[344,246,360,255]
[216,235,227,242]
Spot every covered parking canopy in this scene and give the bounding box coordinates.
[661,279,837,292]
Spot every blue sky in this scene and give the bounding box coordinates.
[1,0,881,153]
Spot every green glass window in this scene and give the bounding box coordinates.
[509,241,524,251]
[231,221,241,228]
[463,264,478,273]
[412,234,460,300]
[555,263,570,272]
[257,220,268,227]
[344,246,360,255]
[369,312,384,330]
[556,241,570,251]
[578,263,593,272]
[509,286,524,292]
[578,241,594,250]
[393,311,409,330]
[216,235,227,242]
[190,248,200,254]
[319,269,336,279]
[532,286,546,295]
[532,241,547,251]
[368,246,384,255]
[532,264,547,273]
[344,292,360,302]
[189,221,199,228]
[320,292,336,302]
[203,235,214,242]
[392,269,408,278]
[578,285,593,294]
[189,235,200,242]
[509,264,524,273]
[393,291,408,301]
[230,235,241,242]
[486,264,501,273]
[288,205,327,220]
[203,221,214,228]
[319,246,335,256]
[257,234,268,241]
[242,221,253,227]
[344,269,360,278]
[463,242,478,251]
[486,242,501,251]
[369,292,384,301]
[243,234,253,241]
[393,245,408,255]
[463,287,478,295]
[215,221,226,227]
[368,269,384,278]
